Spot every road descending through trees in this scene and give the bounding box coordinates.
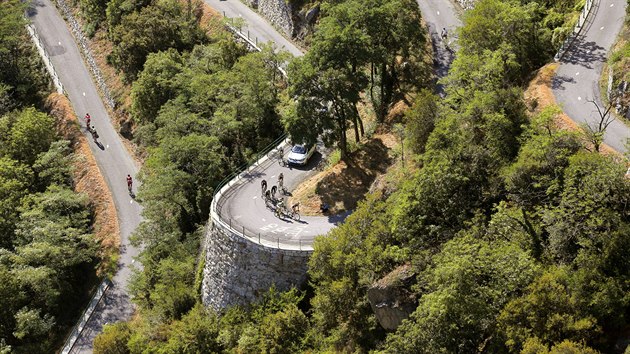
[28,0,142,352]
[29,0,627,350]
[553,0,628,153]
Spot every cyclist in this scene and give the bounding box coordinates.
[126,174,133,192]
[275,199,285,217]
[278,173,284,191]
[292,202,300,213]
[261,179,267,195]
[85,113,91,130]
[441,27,448,41]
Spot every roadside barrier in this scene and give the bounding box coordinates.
[555,0,597,61]
[26,24,65,94]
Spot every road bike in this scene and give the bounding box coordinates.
[274,203,300,221]
[274,146,286,167]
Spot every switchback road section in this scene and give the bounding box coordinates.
[553,0,629,153]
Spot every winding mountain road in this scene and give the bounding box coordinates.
[204,0,303,56]
[29,0,626,350]
[27,1,142,352]
[208,0,464,248]
[553,0,628,153]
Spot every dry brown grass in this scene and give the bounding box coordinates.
[46,93,120,277]
[289,133,398,215]
[524,63,619,157]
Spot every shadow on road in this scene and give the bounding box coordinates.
[551,74,577,90]
[562,37,605,68]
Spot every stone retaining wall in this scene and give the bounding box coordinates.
[53,0,116,109]
[202,223,311,311]
[455,0,476,10]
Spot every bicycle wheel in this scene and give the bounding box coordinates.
[292,212,300,221]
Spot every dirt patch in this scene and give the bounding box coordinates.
[524,63,619,157]
[46,93,120,277]
[289,133,397,215]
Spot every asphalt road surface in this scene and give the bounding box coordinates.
[416,0,463,90]
[216,144,351,247]
[27,1,142,352]
[203,0,303,56]
[553,0,628,153]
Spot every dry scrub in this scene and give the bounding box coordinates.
[46,93,120,277]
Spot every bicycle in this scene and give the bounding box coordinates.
[275,146,286,167]
[274,203,300,221]
[278,173,285,195]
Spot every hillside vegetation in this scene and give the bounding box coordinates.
[0,2,99,352]
[82,0,630,353]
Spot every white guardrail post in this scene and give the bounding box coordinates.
[554,0,597,61]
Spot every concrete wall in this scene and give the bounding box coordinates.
[201,223,311,311]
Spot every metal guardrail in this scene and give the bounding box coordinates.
[26,24,65,94]
[224,15,289,78]
[208,14,313,251]
[60,279,111,354]
[554,0,597,61]
[209,133,315,251]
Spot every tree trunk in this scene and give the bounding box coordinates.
[353,115,360,143]
[353,104,364,136]
[379,61,387,121]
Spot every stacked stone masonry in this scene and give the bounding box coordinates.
[52,0,116,109]
[202,222,311,311]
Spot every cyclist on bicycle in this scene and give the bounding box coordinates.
[126,174,133,192]
[85,113,91,130]
[441,27,448,41]
[292,202,300,213]
[275,199,285,217]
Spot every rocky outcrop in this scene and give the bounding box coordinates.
[367,264,417,331]
[202,223,311,311]
[608,67,630,119]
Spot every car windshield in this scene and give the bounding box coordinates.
[291,145,307,154]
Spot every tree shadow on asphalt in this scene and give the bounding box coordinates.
[561,37,605,69]
[240,170,265,182]
[551,74,577,91]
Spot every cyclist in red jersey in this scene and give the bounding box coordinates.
[126,174,133,192]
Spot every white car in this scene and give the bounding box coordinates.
[287,144,316,166]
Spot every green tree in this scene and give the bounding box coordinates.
[459,0,551,82]
[130,49,185,125]
[498,267,601,352]
[0,157,32,248]
[94,322,132,354]
[383,235,537,353]
[109,0,206,81]
[0,1,49,110]
[404,89,438,155]
[1,108,56,165]
[308,194,403,351]
[286,59,364,160]
[162,304,222,354]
